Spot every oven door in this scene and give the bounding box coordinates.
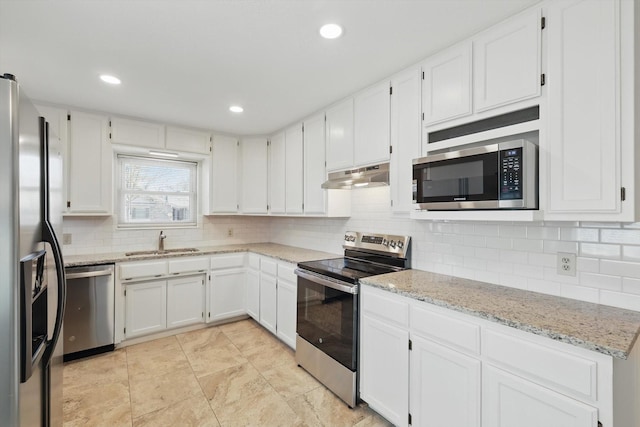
[295,269,358,371]
[413,144,500,210]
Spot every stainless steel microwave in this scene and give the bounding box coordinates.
[412,139,538,210]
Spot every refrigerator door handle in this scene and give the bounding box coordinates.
[41,220,66,366]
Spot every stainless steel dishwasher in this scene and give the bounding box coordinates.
[63,264,115,361]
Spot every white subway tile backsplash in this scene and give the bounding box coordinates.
[543,240,579,254]
[463,235,487,248]
[599,290,640,312]
[579,272,622,291]
[528,252,556,267]
[512,238,543,252]
[622,278,640,296]
[600,260,640,279]
[499,249,529,264]
[499,225,527,238]
[560,227,599,242]
[622,245,640,261]
[486,237,513,250]
[601,229,640,245]
[526,226,560,240]
[576,257,600,273]
[560,284,600,303]
[579,243,621,259]
[527,279,562,296]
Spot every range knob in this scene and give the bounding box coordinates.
[350,236,356,242]
[344,234,349,241]
[389,240,396,248]
[397,241,404,249]
[382,239,389,246]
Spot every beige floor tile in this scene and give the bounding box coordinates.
[177,326,231,354]
[353,412,394,427]
[126,336,182,359]
[127,347,191,380]
[287,387,372,427]
[129,367,203,418]
[212,387,303,427]
[198,363,273,410]
[185,342,249,378]
[63,403,132,427]
[262,362,321,400]
[63,379,131,424]
[132,394,220,427]
[224,324,280,353]
[243,339,296,372]
[63,349,128,388]
[216,318,259,335]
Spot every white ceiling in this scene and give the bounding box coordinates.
[0,0,539,136]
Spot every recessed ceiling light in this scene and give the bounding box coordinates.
[319,23,343,39]
[100,74,121,85]
[229,105,244,113]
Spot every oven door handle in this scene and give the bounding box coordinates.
[294,268,358,294]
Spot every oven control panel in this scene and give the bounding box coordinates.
[343,231,410,258]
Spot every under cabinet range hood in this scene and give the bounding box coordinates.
[321,163,390,189]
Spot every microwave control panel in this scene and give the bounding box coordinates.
[500,148,522,200]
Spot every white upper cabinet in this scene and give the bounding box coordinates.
[110,117,164,149]
[473,8,542,112]
[35,105,69,213]
[269,132,286,214]
[210,134,239,214]
[303,114,326,215]
[390,67,422,213]
[325,98,354,171]
[67,111,112,214]
[165,126,211,154]
[422,42,472,125]
[285,124,304,214]
[354,81,391,167]
[240,137,268,214]
[545,0,632,221]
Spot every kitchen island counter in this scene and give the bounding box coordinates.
[361,269,640,359]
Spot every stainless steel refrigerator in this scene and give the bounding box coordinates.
[0,74,66,427]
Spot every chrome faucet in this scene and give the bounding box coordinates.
[159,230,166,252]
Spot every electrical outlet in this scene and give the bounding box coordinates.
[227,228,234,237]
[62,233,72,245]
[557,252,576,276]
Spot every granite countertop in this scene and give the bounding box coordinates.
[361,269,640,360]
[64,243,338,267]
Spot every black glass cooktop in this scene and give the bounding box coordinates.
[297,257,401,284]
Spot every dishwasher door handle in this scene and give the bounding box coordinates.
[66,268,114,280]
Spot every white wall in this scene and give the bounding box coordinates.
[270,187,640,313]
[64,186,640,312]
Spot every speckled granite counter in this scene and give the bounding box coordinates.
[64,243,338,268]
[361,269,640,360]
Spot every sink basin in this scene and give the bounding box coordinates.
[125,248,199,256]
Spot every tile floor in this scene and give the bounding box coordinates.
[62,319,392,426]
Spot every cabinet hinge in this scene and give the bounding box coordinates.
[541,16,546,30]
[302,203,304,210]
[124,289,127,297]
[209,136,212,142]
[109,120,111,127]
[66,201,71,208]
[302,124,304,132]
[202,312,204,318]
[209,146,212,152]
[237,204,240,210]
[391,199,393,207]
[124,327,126,334]
[408,413,412,425]
[67,114,71,121]
[208,312,211,318]
[422,112,424,121]
[389,86,392,95]
[267,140,270,147]
[389,145,393,154]
[267,205,270,211]
[541,74,546,86]
[202,279,204,285]
[408,339,412,350]
[208,274,211,281]
[237,140,240,146]
[109,132,112,139]
[621,187,626,201]
[422,71,424,79]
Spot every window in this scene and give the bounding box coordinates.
[117,155,197,227]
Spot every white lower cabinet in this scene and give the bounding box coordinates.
[259,269,278,335]
[483,365,597,427]
[124,280,167,339]
[410,335,481,427]
[208,253,246,323]
[166,275,205,329]
[246,267,260,321]
[276,262,297,349]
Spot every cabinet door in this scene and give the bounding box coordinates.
[259,272,277,335]
[410,336,481,427]
[166,126,211,154]
[422,42,472,125]
[211,134,239,213]
[325,98,354,171]
[209,268,246,322]
[36,105,68,215]
[303,114,327,215]
[354,82,390,166]
[276,277,296,349]
[245,268,260,321]
[125,280,166,338]
[285,124,304,214]
[110,117,164,148]
[166,275,205,329]
[483,365,598,427]
[546,0,620,217]
[240,137,269,214]
[269,132,286,214]
[390,67,422,213]
[68,111,112,213]
[360,314,409,427]
[473,9,541,112]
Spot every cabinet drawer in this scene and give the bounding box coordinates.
[168,257,210,274]
[120,261,168,280]
[410,303,480,355]
[248,253,260,270]
[210,254,245,270]
[277,262,296,282]
[482,329,598,401]
[260,258,277,276]
[361,286,409,327]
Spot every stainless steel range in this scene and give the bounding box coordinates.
[295,231,411,407]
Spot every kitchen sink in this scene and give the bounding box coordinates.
[125,248,200,256]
